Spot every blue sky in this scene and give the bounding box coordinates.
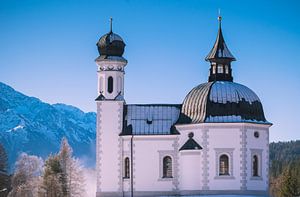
[0,0,299,142]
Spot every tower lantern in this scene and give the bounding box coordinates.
[205,15,236,82]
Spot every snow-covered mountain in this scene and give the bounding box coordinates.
[0,82,96,172]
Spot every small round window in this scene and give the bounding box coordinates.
[254,131,259,138]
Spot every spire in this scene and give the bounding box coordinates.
[206,15,235,82]
[205,14,236,62]
[109,17,113,33]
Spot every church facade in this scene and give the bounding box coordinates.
[95,17,271,197]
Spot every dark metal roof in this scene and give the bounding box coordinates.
[179,133,202,151]
[205,18,236,62]
[178,82,213,124]
[96,31,125,57]
[120,104,181,136]
[95,92,124,101]
[178,81,269,124]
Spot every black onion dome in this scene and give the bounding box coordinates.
[178,81,269,124]
[96,31,125,57]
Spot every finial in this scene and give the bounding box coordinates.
[188,132,194,138]
[218,9,222,27]
[109,17,113,33]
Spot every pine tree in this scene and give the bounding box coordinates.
[59,138,72,196]
[40,155,63,197]
[8,153,43,197]
[58,138,85,197]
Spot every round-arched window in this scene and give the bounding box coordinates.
[107,76,113,94]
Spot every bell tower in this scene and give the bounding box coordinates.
[95,18,127,100]
[95,18,127,197]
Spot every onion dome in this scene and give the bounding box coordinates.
[96,18,125,57]
[178,81,269,124]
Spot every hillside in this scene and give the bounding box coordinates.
[0,82,96,172]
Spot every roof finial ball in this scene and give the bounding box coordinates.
[188,132,194,138]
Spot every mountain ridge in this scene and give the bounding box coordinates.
[0,82,96,172]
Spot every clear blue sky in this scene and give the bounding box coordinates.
[0,0,299,142]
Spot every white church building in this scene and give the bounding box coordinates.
[95,17,272,197]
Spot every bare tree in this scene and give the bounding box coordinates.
[8,153,43,197]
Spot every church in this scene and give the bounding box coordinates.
[95,16,272,197]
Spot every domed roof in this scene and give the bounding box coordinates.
[96,31,125,57]
[178,81,269,124]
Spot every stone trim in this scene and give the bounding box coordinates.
[175,122,271,131]
[158,150,175,181]
[132,136,136,191]
[201,129,209,190]
[96,102,103,192]
[265,129,270,190]
[214,148,235,179]
[250,148,263,180]
[172,137,179,190]
[240,127,247,190]
[117,103,123,192]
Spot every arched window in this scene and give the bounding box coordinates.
[107,76,113,94]
[219,154,229,175]
[163,156,172,178]
[124,157,130,179]
[253,155,259,177]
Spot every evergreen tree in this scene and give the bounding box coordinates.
[279,165,300,197]
[40,138,85,197]
[8,153,43,197]
[40,155,63,197]
[58,138,85,197]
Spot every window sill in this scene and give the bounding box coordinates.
[250,176,263,181]
[158,177,173,181]
[214,175,235,180]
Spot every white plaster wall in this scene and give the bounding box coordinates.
[97,101,123,192]
[246,127,269,191]
[129,136,177,192]
[206,127,241,190]
[179,151,202,190]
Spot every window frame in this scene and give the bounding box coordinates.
[123,157,130,179]
[162,156,173,178]
[214,148,235,180]
[107,76,113,94]
[219,154,230,176]
[250,149,263,180]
